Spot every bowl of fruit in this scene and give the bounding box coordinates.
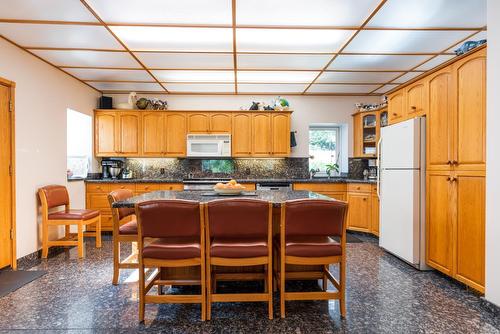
[213,179,246,195]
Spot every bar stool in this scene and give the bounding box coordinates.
[108,189,138,285]
[205,199,273,320]
[135,200,206,322]
[276,199,348,318]
[38,185,101,259]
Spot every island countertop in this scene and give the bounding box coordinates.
[112,189,332,208]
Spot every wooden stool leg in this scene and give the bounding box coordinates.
[65,225,70,239]
[280,257,285,318]
[112,234,120,285]
[42,221,49,259]
[77,222,84,258]
[322,264,328,291]
[96,216,102,248]
[206,262,212,321]
[267,263,273,320]
[139,263,145,322]
[340,261,346,318]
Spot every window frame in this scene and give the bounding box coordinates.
[308,124,341,177]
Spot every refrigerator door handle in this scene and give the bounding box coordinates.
[377,137,382,198]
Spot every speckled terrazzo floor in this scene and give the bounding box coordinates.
[0,234,498,334]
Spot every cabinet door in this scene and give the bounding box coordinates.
[252,113,271,156]
[95,112,117,156]
[271,113,290,156]
[371,193,379,236]
[454,52,486,171]
[210,113,231,133]
[406,81,426,118]
[388,91,405,124]
[427,69,453,171]
[426,172,454,275]
[352,113,363,157]
[187,113,210,133]
[346,193,371,232]
[142,112,165,156]
[118,113,140,156]
[232,113,252,156]
[455,173,485,292]
[165,113,187,156]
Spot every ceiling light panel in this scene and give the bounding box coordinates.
[344,30,475,53]
[89,82,164,91]
[237,71,319,83]
[29,50,139,68]
[135,52,233,69]
[0,23,123,49]
[2,0,98,21]
[86,0,232,24]
[152,70,234,82]
[328,54,431,71]
[392,72,422,84]
[373,84,399,94]
[237,28,354,53]
[111,26,233,52]
[414,55,456,71]
[164,83,235,93]
[307,84,379,93]
[238,84,309,93]
[237,54,331,70]
[317,71,404,83]
[446,31,487,52]
[367,0,486,28]
[63,68,153,81]
[236,0,380,26]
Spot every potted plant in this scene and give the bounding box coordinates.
[325,163,339,179]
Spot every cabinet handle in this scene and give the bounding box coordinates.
[447,160,452,165]
[447,177,451,181]
[411,106,417,110]
[452,160,458,165]
[363,198,367,201]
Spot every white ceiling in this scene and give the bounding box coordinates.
[0,0,487,95]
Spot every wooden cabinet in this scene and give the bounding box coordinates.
[117,112,140,156]
[388,91,405,124]
[352,113,363,157]
[95,112,118,156]
[252,113,272,156]
[406,81,426,118]
[271,113,290,156]
[210,113,232,133]
[232,113,252,156]
[165,113,187,156]
[95,111,141,157]
[187,113,210,133]
[142,112,165,156]
[371,189,379,236]
[187,112,231,133]
[293,183,347,201]
[352,110,383,158]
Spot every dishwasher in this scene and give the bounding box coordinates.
[256,182,292,191]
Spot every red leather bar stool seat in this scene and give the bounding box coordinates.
[142,237,201,260]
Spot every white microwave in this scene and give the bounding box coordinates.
[187,134,231,157]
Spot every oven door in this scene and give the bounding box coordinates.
[187,140,222,157]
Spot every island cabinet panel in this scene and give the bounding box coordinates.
[95,112,118,156]
[187,113,210,133]
[117,112,141,156]
[388,91,405,124]
[165,113,187,156]
[142,112,166,156]
[252,113,272,156]
[271,113,290,156]
[292,183,347,201]
[232,113,252,157]
[159,183,184,191]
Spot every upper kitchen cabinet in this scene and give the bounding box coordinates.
[232,113,252,157]
[388,91,405,124]
[142,112,166,156]
[95,110,141,157]
[352,109,382,158]
[117,112,141,156]
[165,113,187,156]
[95,111,118,157]
[210,113,232,133]
[271,113,291,156]
[406,81,427,119]
[252,113,272,156]
[187,112,231,133]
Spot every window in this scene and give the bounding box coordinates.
[67,109,92,179]
[309,125,341,176]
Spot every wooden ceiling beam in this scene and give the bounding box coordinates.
[231,0,238,93]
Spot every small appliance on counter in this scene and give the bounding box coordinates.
[368,159,377,180]
[101,158,124,179]
[121,168,133,179]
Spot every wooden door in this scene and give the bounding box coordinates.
[352,113,363,157]
[271,113,290,156]
[118,112,140,156]
[455,173,485,292]
[371,193,379,236]
[0,84,13,269]
[454,51,486,171]
[427,69,453,171]
[406,81,426,118]
[165,113,187,156]
[210,113,231,133]
[142,112,165,156]
[388,91,405,124]
[252,113,271,156]
[426,172,454,275]
[346,193,371,232]
[187,113,210,133]
[232,113,252,156]
[95,111,117,156]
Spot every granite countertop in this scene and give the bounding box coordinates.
[112,190,332,208]
[84,177,377,184]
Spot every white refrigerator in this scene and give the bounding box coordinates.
[377,117,430,270]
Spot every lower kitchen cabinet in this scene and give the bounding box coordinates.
[346,192,371,233]
[371,192,380,236]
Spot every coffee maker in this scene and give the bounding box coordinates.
[101,158,124,179]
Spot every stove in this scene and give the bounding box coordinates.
[182,178,231,191]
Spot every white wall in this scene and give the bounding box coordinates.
[110,94,380,171]
[0,38,100,258]
[486,0,500,307]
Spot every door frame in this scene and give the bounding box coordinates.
[0,76,17,269]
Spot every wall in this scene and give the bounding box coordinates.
[0,38,100,258]
[486,0,500,307]
[109,94,381,172]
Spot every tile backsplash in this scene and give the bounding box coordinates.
[125,158,310,180]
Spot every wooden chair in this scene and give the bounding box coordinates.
[205,199,273,320]
[135,199,206,322]
[276,199,348,318]
[108,189,138,285]
[38,185,101,259]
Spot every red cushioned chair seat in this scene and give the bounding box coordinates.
[119,220,138,235]
[210,237,268,258]
[285,236,342,257]
[142,237,201,260]
[48,209,99,221]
